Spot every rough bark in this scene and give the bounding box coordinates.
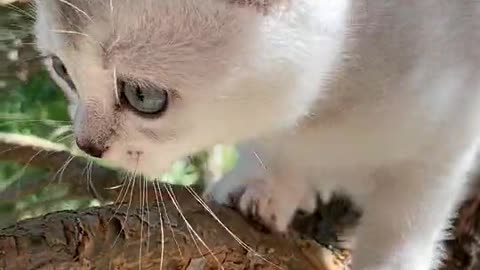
[0,188,325,270]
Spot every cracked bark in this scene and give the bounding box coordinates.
[0,191,322,270]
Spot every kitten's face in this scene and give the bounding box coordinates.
[33,0,311,177]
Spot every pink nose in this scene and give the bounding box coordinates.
[75,139,107,158]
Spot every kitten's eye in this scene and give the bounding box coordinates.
[51,56,76,90]
[120,80,169,115]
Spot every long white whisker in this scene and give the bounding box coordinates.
[15,148,46,176]
[108,172,130,215]
[57,0,94,23]
[6,3,35,20]
[51,29,90,38]
[0,145,24,156]
[0,118,70,124]
[50,29,103,47]
[108,172,133,225]
[152,180,165,270]
[163,184,225,270]
[253,150,268,172]
[109,0,114,15]
[111,170,136,248]
[185,186,282,269]
[58,155,75,183]
[53,133,75,144]
[154,180,183,259]
[163,184,204,261]
[112,66,120,104]
[144,177,151,254]
[51,155,75,184]
[87,161,101,199]
[138,175,146,270]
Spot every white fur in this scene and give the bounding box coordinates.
[34,0,480,269]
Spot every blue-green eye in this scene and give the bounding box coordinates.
[120,80,168,115]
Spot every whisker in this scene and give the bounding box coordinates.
[111,171,136,248]
[51,29,91,38]
[18,42,38,46]
[51,155,75,184]
[52,133,74,144]
[125,163,139,217]
[104,183,124,190]
[151,180,165,270]
[57,0,94,23]
[120,166,138,249]
[185,186,282,269]
[6,3,36,20]
[0,114,70,122]
[163,183,203,261]
[154,180,183,259]
[112,66,120,104]
[0,121,64,129]
[108,171,132,224]
[0,145,25,156]
[0,119,70,124]
[15,148,47,176]
[253,150,268,172]
[50,29,104,48]
[144,177,151,255]
[87,161,102,199]
[163,183,225,270]
[138,175,145,270]
[106,172,129,206]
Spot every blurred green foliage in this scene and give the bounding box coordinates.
[0,65,86,227]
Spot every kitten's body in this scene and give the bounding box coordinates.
[34,1,480,269]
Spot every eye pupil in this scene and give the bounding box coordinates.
[135,87,144,102]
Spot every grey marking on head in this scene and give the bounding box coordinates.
[138,127,161,142]
[229,0,291,15]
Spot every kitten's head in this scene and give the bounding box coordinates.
[34,0,341,177]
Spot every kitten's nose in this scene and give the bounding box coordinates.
[76,139,106,158]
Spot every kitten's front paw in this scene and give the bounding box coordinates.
[204,177,313,233]
[237,179,295,232]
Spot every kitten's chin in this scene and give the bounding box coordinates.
[102,153,173,180]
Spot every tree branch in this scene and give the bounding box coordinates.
[0,184,339,270]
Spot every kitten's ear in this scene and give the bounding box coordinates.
[228,0,290,15]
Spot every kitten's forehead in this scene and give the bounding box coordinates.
[35,0,273,48]
[36,0,267,87]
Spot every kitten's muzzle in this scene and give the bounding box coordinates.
[76,138,108,158]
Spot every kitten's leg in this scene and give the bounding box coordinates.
[351,164,469,270]
[203,142,266,206]
[236,166,315,232]
[204,142,315,232]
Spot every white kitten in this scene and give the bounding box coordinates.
[34,0,480,269]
